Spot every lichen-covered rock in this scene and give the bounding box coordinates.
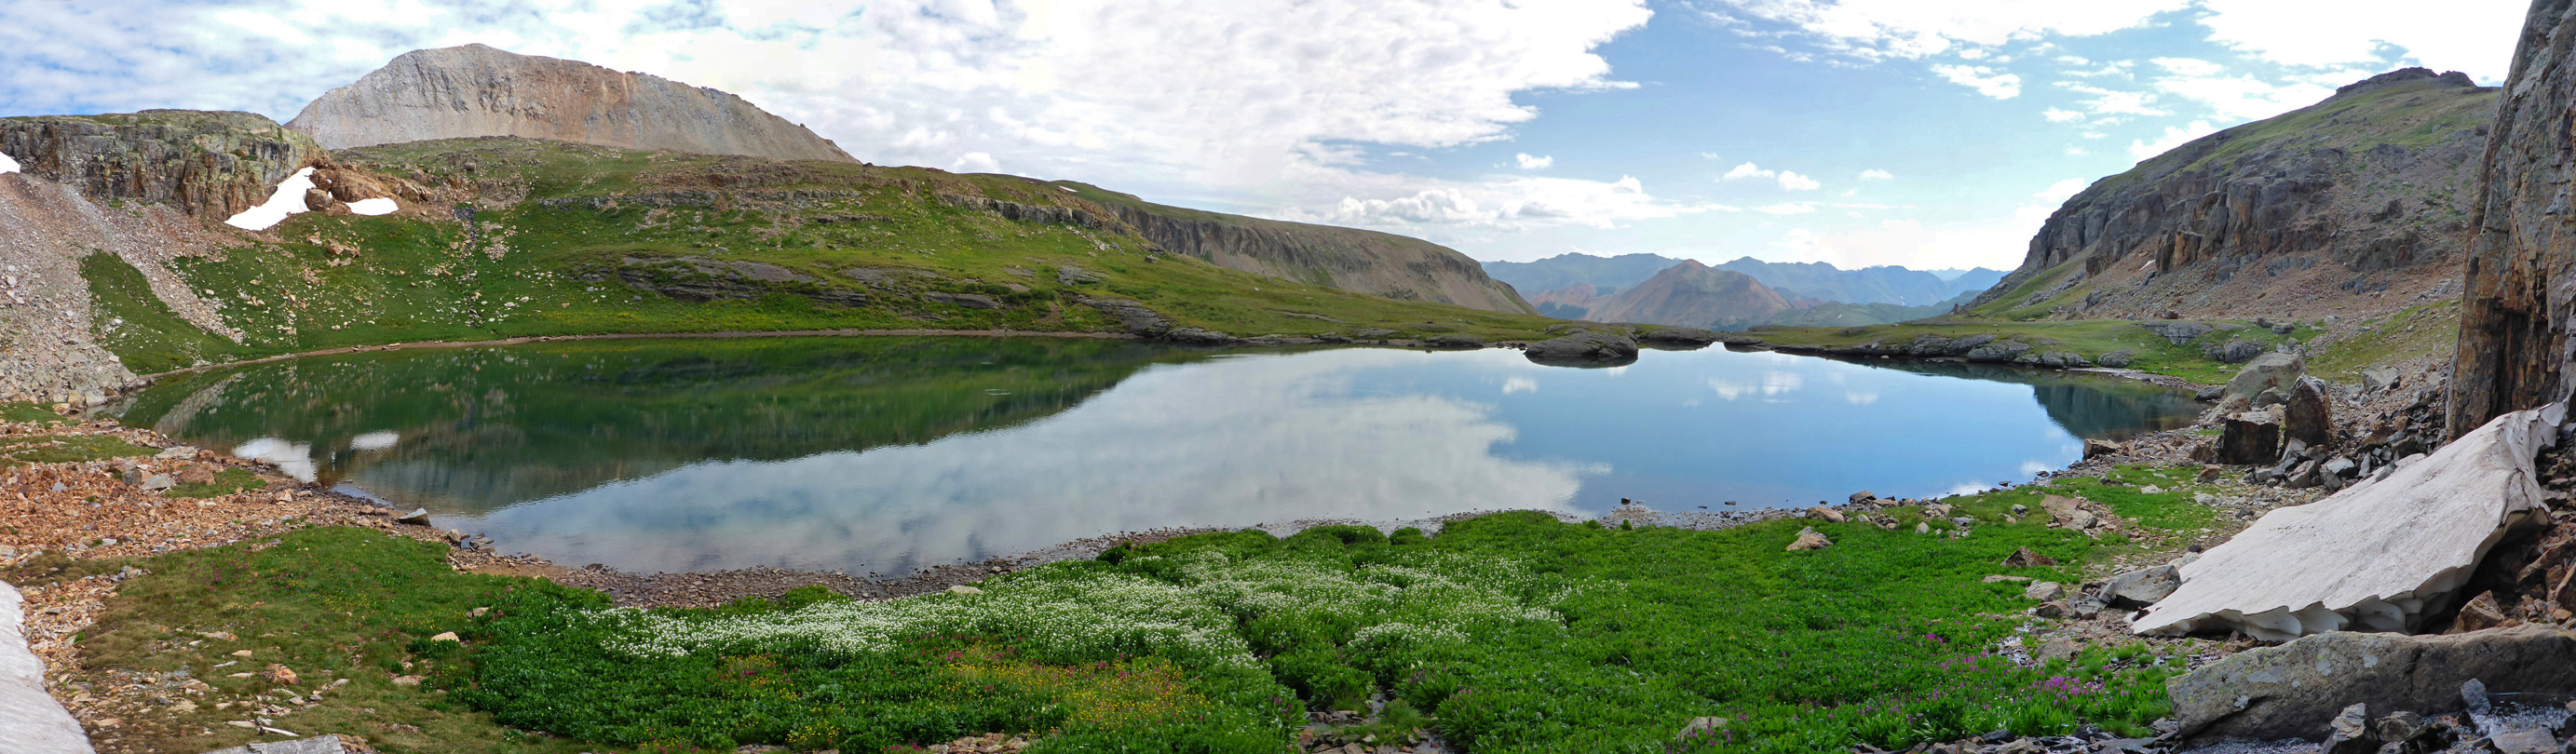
[288,44,857,164]
[2167,626,2576,743]
[0,109,320,219]
[2285,375,2337,446]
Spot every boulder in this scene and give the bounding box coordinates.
[2284,376,2335,447]
[1785,528,1832,551]
[2362,366,2403,394]
[2204,339,2265,363]
[2024,581,2066,601]
[2097,563,2181,610]
[2136,404,2567,639]
[1637,327,1721,348]
[1524,331,1639,366]
[393,508,431,526]
[1848,491,1877,505]
[2095,349,2137,368]
[2167,626,2576,743]
[2217,412,2284,465]
[2219,352,2307,411]
[2039,495,2097,530]
[2083,438,2126,459]
[2001,547,2056,568]
[1805,506,1845,523]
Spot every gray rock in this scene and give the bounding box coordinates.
[2485,727,2556,754]
[2205,339,2266,363]
[1055,264,1103,286]
[2024,581,2066,601]
[1162,327,1239,345]
[2284,375,2335,446]
[2254,387,2286,409]
[2169,626,2576,743]
[2219,352,2307,411]
[139,474,174,491]
[1353,328,1398,340]
[1637,327,1721,348]
[1524,331,1639,366]
[2362,366,2403,393]
[923,291,1001,310]
[1420,333,1483,348]
[2097,563,2180,609]
[2096,349,2137,368]
[2321,703,2376,754]
[393,508,431,526]
[2324,456,2358,479]
[1080,297,1172,335]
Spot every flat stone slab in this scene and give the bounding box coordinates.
[2135,403,2565,640]
[0,580,94,754]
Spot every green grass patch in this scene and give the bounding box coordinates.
[443,478,2217,752]
[2,433,154,464]
[0,401,72,425]
[69,526,617,754]
[168,467,267,498]
[2305,302,2459,383]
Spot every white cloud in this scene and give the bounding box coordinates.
[1316,174,1721,231]
[1858,168,1894,180]
[2041,107,2084,123]
[1502,376,1539,394]
[2195,0,2523,82]
[2129,120,2218,159]
[1700,152,1725,159]
[1931,64,2021,98]
[1724,162,1777,181]
[1515,153,1555,169]
[1755,202,1818,215]
[1702,0,2190,60]
[1777,170,1821,191]
[2149,71,2335,121]
[950,152,1001,173]
[2036,178,2092,203]
[2149,57,2226,76]
[2054,82,2168,116]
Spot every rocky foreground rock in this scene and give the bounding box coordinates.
[2168,626,2576,742]
[287,44,857,164]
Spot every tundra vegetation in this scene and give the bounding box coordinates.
[44,463,2220,753]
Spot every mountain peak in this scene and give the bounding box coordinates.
[286,45,858,163]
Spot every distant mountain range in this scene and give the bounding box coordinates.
[1481,252,2002,330]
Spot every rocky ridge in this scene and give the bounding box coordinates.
[288,44,857,164]
[0,110,321,220]
[1975,68,2493,324]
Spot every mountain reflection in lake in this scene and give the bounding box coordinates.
[109,337,2200,574]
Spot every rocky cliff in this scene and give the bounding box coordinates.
[0,110,321,219]
[0,172,240,403]
[2450,0,2576,436]
[288,44,857,164]
[1583,260,1791,330]
[1051,182,1536,315]
[1972,68,2494,323]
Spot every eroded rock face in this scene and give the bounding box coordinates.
[2451,0,2576,438]
[0,110,320,219]
[288,44,857,164]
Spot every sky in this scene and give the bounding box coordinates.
[0,0,2529,271]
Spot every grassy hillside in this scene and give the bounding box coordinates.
[85,138,1558,373]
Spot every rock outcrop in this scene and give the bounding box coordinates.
[0,110,320,219]
[2167,626,2576,743]
[1973,68,2493,322]
[1096,195,1535,315]
[1583,260,1791,330]
[287,45,857,164]
[2451,0,2576,437]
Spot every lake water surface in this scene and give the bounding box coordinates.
[109,337,2199,574]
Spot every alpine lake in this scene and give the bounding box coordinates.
[105,336,2201,575]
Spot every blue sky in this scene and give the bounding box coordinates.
[0,0,2527,270]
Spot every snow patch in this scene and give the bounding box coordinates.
[0,152,18,174]
[233,438,319,482]
[347,197,398,216]
[223,168,318,231]
[350,430,400,451]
